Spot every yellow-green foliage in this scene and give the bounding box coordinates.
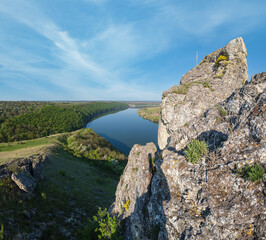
[216,55,228,67]
[124,199,130,212]
[214,73,225,78]
[0,224,3,240]
[217,106,228,117]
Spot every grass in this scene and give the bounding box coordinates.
[0,136,56,152]
[170,81,214,95]
[217,106,228,117]
[185,140,208,163]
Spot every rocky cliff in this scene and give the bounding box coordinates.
[158,37,248,149]
[113,38,265,240]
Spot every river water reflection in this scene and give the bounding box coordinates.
[86,108,158,155]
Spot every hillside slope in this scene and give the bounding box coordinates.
[0,129,126,239]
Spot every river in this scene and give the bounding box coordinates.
[86,108,158,155]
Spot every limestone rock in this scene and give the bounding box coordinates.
[11,172,36,193]
[159,37,248,149]
[32,159,44,181]
[112,142,157,240]
[113,36,265,240]
[0,154,46,193]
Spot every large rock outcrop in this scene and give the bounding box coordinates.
[113,38,265,240]
[0,154,47,193]
[158,37,248,149]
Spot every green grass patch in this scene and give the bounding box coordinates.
[185,140,208,163]
[236,163,265,182]
[0,137,55,152]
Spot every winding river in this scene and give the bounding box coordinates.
[86,108,158,155]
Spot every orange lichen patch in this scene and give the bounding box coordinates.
[176,192,181,200]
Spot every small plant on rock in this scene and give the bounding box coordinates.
[236,163,265,182]
[185,140,208,163]
[217,106,228,117]
[216,55,228,67]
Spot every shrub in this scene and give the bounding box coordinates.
[185,140,208,163]
[77,208,121,240]
[94,208,121,240]
[236,163,265,182]
[216,55,228,66]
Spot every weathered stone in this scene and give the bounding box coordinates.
[0,154,46,193]
[11,172,36,193]
[159,37,248,149]
[113,142,157,240]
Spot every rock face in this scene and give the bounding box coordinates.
[113,38,265,240]
[112,143,157,240]
[0,154,46,193]
[158,37,248,149]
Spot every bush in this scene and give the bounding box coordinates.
[78,208,121,240]
[236,163,265,182]
[185,140,208,163]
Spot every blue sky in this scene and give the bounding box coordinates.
[0,0,265,101]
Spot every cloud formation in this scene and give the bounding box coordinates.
[0,0,265,100]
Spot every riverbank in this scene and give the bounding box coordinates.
[137,106,160,123]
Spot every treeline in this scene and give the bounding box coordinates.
[0,102,128,143]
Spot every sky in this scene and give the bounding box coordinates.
[0,0,265,101]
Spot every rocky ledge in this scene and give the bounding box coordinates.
[0,154,47,194]
[112,38,265,240]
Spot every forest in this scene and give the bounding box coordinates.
[0,102,128,143]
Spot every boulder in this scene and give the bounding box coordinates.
[11,172,36,193]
